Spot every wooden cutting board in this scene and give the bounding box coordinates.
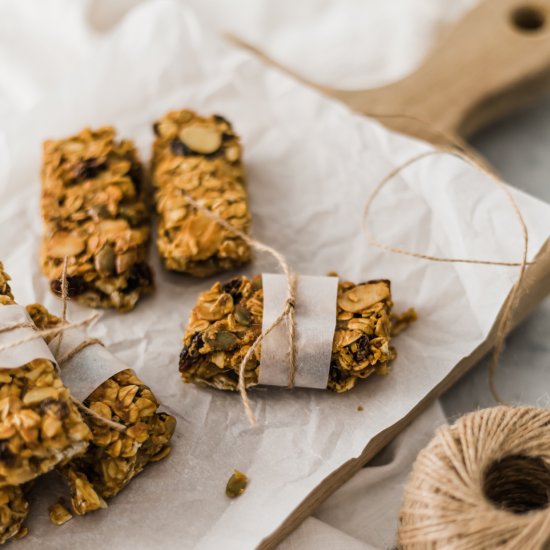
[230,1,550,547]
[231,0,550,155]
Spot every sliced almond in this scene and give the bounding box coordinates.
[178,214,223,260]
[337,282,390,313]
[196,293,234,321]
[334,329,363,348]
[0,423,16,439]
[22,387,59,406]
[47,232,86,258]
[179,125,222,154]
[97,219,128,238]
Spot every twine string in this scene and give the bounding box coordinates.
[0,316,98,353]
[57,337,104,366]
[54,256,69,357]
[181,194,297,426]
[55,259,127,432]
[286,274,298,389]
[362,148,530,267]
[184,139,530,416]
[0,310,125,430]
[398,406,550,549]
[72,398,126,432]
[362,147,530,402]
[0,321,34,334]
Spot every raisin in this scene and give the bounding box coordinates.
[127,162,143,195]
[213,114,231,126]
[0,441,13,462]
[352,335,371,363]
[329,361,346,383]
[221,278,244,303]
[71,158,106,182]
[125,262,153,292]
[51,276,87,297]
[179,333,204,372]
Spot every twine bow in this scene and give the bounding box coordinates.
[362,146,530,403]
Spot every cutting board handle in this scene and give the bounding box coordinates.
[344,0,550,139]
[230,0,550,144]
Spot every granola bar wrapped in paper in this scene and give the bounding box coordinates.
[0,485,29,544]
[180,275,404,392]
[40,127,154,312]
[0,264,91,489]
[151,110,251,276]
[27,304,176,516]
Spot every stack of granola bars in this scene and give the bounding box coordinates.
[0,109,411,543]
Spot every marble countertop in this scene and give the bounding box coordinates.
[442,92,550,418]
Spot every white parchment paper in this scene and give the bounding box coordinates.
[260,274,338,389]
[49,329,127,402]
[0,2,549,549]
[0,304,55,368]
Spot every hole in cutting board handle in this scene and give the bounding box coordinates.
[511,5,546,32]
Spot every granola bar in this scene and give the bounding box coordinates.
[0,264,91,488]
[27,304,176,516]
[179,275,396,393]
[40,127,154,312]
[0,485,29,544]
[151,110,251,276]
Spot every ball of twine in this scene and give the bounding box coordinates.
[398,406,550,550]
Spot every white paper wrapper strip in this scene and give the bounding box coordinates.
[0,304,56,368]
[49,329,127,402]
[259,274,338,389]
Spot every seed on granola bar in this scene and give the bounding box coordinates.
[179,275,404,393]
[151,110,251,277]
[40,127,154,312]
